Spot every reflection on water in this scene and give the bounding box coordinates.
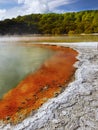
[0,43,54,99]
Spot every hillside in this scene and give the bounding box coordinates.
[0,10,98,35]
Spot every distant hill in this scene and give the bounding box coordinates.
[0,10,98,35]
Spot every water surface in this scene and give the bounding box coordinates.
[0,43,54,98]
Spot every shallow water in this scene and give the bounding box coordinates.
[0,43,54,99]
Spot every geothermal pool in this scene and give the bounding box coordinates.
[0,42,77,124]
[0,44,54,98]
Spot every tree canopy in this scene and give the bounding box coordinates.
[0,10,98,35]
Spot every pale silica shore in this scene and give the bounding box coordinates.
[0,42,98,130]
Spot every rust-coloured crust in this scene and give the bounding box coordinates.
[0,44,78,124]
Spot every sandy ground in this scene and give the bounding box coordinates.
[0,42,98,130]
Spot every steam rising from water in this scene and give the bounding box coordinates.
[0,43,54,98]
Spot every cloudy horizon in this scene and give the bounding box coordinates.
[0,0,98,20]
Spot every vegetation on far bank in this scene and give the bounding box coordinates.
[0,10,98,35]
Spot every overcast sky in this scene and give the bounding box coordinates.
[0,0,98,20]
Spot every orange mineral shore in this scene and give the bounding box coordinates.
[0,44,78,124]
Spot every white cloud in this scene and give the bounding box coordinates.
[17,0,49,14]
[17,0,77,14]
[0,9,6,20]
[49,0,74,10]
[0,0,78,20]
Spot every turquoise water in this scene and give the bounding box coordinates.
[0,44,54,99]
